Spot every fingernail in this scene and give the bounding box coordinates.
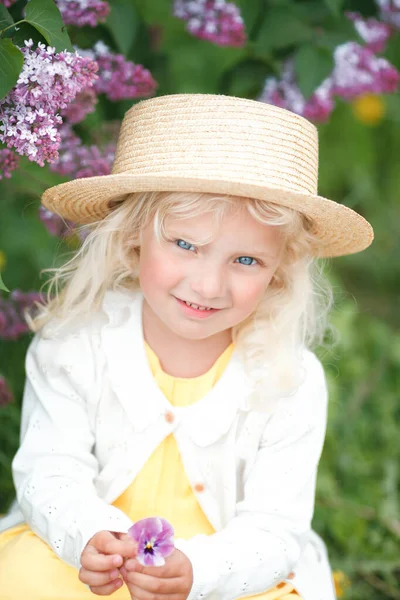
[115,578,123,589]
[110,569,120,579]
[113,555,122,567]
[120,566,127,580]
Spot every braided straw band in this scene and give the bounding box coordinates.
[42,94,374,258]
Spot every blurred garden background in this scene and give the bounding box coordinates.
[0,0,399,598]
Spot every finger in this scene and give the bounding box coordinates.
[124,558,174,578]
[90,578,124,596]
[123,570,182,594]
[81,549,123,571]
[95,533,137,558]
[126,583,183,600]
[79,567,121,587]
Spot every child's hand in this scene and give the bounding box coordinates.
[121,548,193,600]
[79,530,137,596]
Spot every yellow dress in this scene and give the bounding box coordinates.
[0,343,300,600]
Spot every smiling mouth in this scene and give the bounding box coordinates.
[181,299,215,311]
[175,296,222,311]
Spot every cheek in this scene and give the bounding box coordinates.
[138,246,183,295]
[233,272,274,310]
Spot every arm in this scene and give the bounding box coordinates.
[12,324,133,569]
[174,352,328,600]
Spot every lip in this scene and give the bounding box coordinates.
[175,297,221,319]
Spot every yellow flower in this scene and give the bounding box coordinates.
[333,570,350,598]
[0,250,6,271]
[352,94,385,125]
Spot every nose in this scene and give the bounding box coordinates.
[189,260,227,303]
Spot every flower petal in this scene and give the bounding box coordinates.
[143,550,166,567]
[129,517,162,543]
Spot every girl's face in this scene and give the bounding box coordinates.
[139,205,284,343]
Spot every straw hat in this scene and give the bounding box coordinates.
[42,93,373,257]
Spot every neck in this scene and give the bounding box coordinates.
[142,300,232,378]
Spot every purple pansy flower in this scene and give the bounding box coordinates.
[128,517,175,567]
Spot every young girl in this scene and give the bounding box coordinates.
[0,94,373,600]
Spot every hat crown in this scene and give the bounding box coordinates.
[112,94,319,197]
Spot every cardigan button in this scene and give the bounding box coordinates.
[164,410,175,424]
[194,483,205,493]
[287,572,295,580]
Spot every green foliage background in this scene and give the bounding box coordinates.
[0,1,399,598]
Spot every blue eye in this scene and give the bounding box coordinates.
[176,239,195,251]
[236,256,258,266]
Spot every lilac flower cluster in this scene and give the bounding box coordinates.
[331,41,399,99]
[79,42,157,101]
[0,40,98,167]
[260,63,334,123]
[173,0,246,47]
[50,123,115,178]
[0,289,42,340]
[56,0,110,27]
[0,149,19,179]
[260,33,399,122]
[377,0,400,29]
[0,375,13,408]
[40,123,115,238]
[61,88,98,124]
[39,206,73,238]
[346,11,392,52]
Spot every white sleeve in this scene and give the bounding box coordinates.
[12,325,133,569]
[175,353,328,600]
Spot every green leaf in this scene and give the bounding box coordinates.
[323,0,345,16]
[0,5,14,32]
[344,0,378,18]
[221,59,273,98]
[316,15,364,51]
[294,44,334,99]
[234,0,265,39]
[0,272,9,292]
[0,38,23,99]
[11,22,47,48]
[106,0,138,55]
[255,5,314,54]
[24,0,73,52]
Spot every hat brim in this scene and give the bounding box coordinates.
[41,173,374,258]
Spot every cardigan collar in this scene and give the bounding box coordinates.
[101,289,252,447]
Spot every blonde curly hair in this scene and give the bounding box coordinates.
[31,191,333,405]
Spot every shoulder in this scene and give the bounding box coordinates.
[259,350,328,441]
[299,349,327,395]
[27,287,142,374]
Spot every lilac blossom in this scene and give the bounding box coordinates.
[0,376,14,407]
[259,62,335,123]
[50,123,115,178]
[79,42,157,101]
[346,11,392,52]
[0,40,98,167]
[61,88,98,124]
[39,206,74,238]
[173,0,246,47]
[0,289,42,340]
[259,40,399,121]
[128,518,175,567]
[331,42,399,99]
[377,0,400,29]
[56,0,110,27]
[0,148,19,179]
